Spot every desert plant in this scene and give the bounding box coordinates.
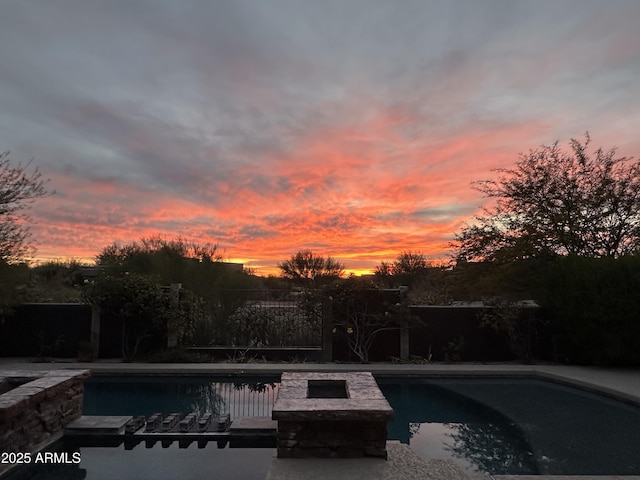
[331,284,411,363]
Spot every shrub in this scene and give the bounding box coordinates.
[536,255,640,365]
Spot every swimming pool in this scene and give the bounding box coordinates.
[7,374,640,478]
[377,376,640,475]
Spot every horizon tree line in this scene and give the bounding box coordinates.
[3,132,640,298]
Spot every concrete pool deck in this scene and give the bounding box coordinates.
[1,359,640,480]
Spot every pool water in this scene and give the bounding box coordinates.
[380,379,537,473]
[8,375,640,478]
[378,377,640,475]
[82,375,280,420]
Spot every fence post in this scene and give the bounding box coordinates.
[322,295,333,363]
[400,320,410,360]
[167,283,182,348]
[90,304,101,358]
[399,286,410,360]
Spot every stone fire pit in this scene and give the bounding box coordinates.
[272,372,393,459]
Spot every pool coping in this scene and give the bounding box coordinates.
[2,360,637,405]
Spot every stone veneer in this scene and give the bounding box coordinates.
[272,372,393,459]
[0,369,90,463]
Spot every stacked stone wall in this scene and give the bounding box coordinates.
[277,419,388,458]
[0,370,90,456]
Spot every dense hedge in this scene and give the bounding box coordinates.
[534,255,640,365]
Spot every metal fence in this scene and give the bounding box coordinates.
[209,289,322,347]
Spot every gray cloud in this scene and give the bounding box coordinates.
[410,204,479,223]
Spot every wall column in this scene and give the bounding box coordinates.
[90,304,101,358]
[322,295,334,363]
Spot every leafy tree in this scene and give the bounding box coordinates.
[0,260,29,317]
[455,134,640,262]
[479,298,542,364]
[84,272,174,361]
[278,249,344,288]
[0,151,51,262]
[24,260,87,303]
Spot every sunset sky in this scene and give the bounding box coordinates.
[2,1,639,275]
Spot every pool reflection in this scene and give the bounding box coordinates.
[379,381,538,474]
[83,376,279,420]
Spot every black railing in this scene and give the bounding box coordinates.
[208,289,322,347]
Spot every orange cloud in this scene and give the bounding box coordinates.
[28,105,567,275]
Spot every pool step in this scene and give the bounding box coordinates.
[198,413,212,432]
[65,414,276,450]
[215,413,231,432]
[65,415,133,435]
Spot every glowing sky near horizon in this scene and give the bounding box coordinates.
[1,1,640,275]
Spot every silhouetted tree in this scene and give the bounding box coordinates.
[97,236,222,271]
[455,133,640,262]
[278,249,344,288]
[0,151,51,262]
[392,251,429,274]
[95,236,252,294]
[374,261,393,278]
[375,251,429,278]
[374,251,431,288]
